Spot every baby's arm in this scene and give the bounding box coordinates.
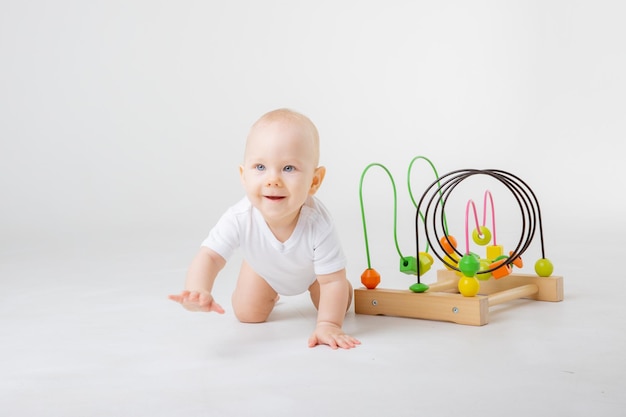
[168,246,226,313]
[308,269,361,349]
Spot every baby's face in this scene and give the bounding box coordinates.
[240,118,323,227]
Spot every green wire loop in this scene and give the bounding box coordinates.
[359,156,448,271]
[407,156,451,238]
[359,163,403,269]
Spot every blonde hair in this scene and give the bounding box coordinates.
[248,108,320,165]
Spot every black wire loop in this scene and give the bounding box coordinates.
[414,169,547,279]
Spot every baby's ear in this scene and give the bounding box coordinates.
[239,165,245,184]
[309,166,326,195]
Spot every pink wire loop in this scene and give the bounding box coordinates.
[466,191,499,253]
[482,190,497,245]
[464,200,481,254]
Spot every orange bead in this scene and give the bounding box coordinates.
[490,259,512,279]
[440,235,458,254]
[509,251,523,268]
[361,268,381,289]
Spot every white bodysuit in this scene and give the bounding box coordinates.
[201,196,346,296]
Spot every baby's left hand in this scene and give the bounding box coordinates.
[308,322,361,350]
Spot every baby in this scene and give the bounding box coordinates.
[169,108,360,350]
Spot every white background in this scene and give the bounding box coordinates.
[2,1,625,416]
[2,0,624,251]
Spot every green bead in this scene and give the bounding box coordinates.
[534,258,554,277]
[458,253,480,277]
[409,283,429,293]
[400,256,418,274]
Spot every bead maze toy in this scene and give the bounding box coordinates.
[354,157,563,326]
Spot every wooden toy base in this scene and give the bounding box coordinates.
[354,269,564,326]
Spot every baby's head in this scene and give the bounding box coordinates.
[240,109,326,226]
[244,108,320,166]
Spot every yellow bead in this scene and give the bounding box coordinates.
[486,245,504,261]
[443,252,459,270]
[477,259,492,280]
[472,226,492,246]
[458,276,480,297]
[418,252,434,275]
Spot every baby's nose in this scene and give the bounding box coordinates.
[266,172,282,187]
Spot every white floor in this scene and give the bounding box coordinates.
[1,226,625,417]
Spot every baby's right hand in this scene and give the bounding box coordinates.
[168,290,225,314]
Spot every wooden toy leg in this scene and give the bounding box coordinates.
[436,270,564,302]
[488,284,538,306]
[354,288,489,325]
[354,269,564,326]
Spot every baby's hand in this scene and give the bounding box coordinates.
[168,290,225,314]
[308,322,361,350]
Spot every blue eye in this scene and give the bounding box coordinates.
[283,165,295,172]
[255,164,265,171]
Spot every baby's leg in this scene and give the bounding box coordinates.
[308,279,353,312]
[232,260,278,323]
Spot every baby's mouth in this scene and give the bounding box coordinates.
[264,196,286,201]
